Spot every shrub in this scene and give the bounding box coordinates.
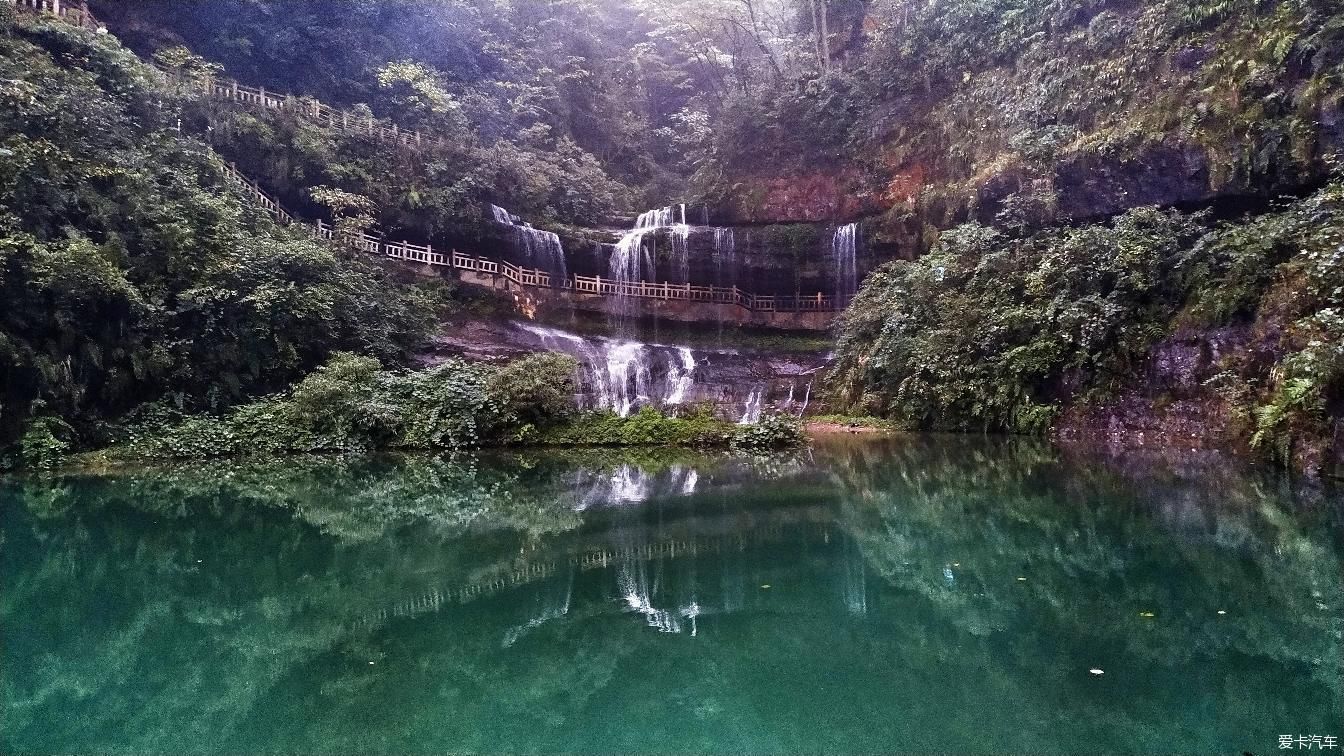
[730,414,806,451]
[487,353,580,427]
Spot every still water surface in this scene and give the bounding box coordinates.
[2,437,1341,753]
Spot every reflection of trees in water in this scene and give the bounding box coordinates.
[818,435,1343,703]
[2,441,1340,752]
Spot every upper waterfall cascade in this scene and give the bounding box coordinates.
[833,222,859,304]
[491,204,567,280]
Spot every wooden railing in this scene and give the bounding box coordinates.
[225,164,843,313]
[7,0,100,30]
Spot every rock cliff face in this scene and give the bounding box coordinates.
[708,170,886,225]
[708,0,1344,261]
[1054,327,1344,479]
[1054,328,1252,454]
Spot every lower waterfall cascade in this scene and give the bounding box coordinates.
[512,322,823,421]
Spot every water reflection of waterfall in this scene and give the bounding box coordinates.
[573,462,702,508]
[618,559,682,633]
[501,569,575,647]
[833,222,858,304]
[841,536,868,616]
[490,203,567,281]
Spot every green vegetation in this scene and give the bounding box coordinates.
[98,353,802,460]
[806,414,898,431]
[690,0,1343,232]
[0,17,442,467]
[832,180,1344,472]
[4,0,1342,472]
[95,0,730,222]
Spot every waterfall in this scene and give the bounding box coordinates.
[518,224,567,281]
[797,382,812,417]
[671,224,691,283]
[833,222,859,304]
[612,205,693,302]
[516,322,699,418]
[602,341,651,417]
[665,347,696,404]
[490,204,567,282]
[739,386,764,424]
[713,228,736,287]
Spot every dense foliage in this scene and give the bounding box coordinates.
[693,0,1344,229]
[93,0,737,221]
[832,181,1344,472]
[110,352,801,458]
[0,17,440,465]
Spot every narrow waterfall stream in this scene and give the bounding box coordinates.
[738,387,764,424]
[833,222,859,304]
[490,204,567,280]
[713,227,735,288]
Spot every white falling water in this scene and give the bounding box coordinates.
[612,205,692,301]
[491,204,567,281]
[833,222,859,304]
[671,224,691,283]
[664,347,696,404]
[602,341,651,417]
[739,387,765,424]
[517,323,697,418]
[713,228,735,287]
[518,225,567,280]
[797,382,812,417]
